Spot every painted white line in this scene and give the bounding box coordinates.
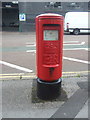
[64,42,85,46]
[63,57,90,64]
[0,60,33,73]
[81,42,85,45]
[26,48,88,52]
[26,50,36,53]
[84,48,90,51]
[26,44,36,47]
[26,42,35,45]
[63,48,88,50]
[64,41,79,43]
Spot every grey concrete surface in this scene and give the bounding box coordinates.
[0,81,2,120]
[75,101,88,118]
[2,76,88,118]
[51,89,88,118]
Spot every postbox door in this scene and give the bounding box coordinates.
[43,24,60,67]
[37,18,63,81]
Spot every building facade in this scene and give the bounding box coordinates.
[1,1,90,32]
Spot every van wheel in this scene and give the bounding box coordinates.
[73,29,80,35]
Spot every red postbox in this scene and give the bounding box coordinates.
[36,13,64,100]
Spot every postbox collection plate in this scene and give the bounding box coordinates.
[44,30,59,41]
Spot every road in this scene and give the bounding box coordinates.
[0,32,89,75]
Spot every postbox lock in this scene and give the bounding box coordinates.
[49,67,55,75]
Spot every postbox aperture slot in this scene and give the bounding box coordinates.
[43,24,60,26]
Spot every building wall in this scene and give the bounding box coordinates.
[0,2,2,31]
[1,1,89,32]
[19,2,89,32]
[19,2,48,32]
[2,2,19,31]
[2,9,18,27]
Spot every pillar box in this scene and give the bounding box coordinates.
[36,13,64,100]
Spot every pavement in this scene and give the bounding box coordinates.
[0,72,89,119]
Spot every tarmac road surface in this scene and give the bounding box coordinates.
[0,32,89,75]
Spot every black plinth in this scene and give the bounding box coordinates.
[37,78,62,100]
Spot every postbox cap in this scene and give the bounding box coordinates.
[36,13,62,18]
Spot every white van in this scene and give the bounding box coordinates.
[64,12,90,35]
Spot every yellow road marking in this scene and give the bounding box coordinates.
[63,71,90,74]
[0,71,89,80]
[0,71,89,76]
[0,76,36,79]
[0,73,35,76]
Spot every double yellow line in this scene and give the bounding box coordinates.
[0,71,89,81]
[0,73,36,80]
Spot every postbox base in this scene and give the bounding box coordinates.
[37,78,62,100]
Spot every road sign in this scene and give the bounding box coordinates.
[19,13,26,21]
